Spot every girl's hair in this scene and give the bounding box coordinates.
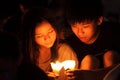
[22,7,59,65]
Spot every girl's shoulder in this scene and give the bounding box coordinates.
[57,43,79,68]
[57,43,77,59]
[58,43,73,51]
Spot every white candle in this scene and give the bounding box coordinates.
[50,61,63,76]
[62,60,75,70]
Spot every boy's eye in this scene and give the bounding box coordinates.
[72,25,77,28]
[83,24,90,28]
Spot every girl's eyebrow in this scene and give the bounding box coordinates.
[35,34,42,35]
[35,27,53,35]
[48,27,53,30]
[35,32,42,35]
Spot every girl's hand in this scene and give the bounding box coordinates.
[46,72,59,79]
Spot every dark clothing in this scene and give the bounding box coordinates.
[74,64,120,80]
[15,62,50,80]
[65,21,120,67]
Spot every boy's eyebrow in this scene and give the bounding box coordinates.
[80,21,93,25]
[82,23,91,25]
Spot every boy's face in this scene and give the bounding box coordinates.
[71,20,101,44]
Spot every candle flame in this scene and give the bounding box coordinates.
[62,60,75,70]
[50,61,63,76]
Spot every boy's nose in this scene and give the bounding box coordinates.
[78,28,84,35]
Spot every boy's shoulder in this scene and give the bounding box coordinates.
[101,21,120,32]
[102,21,120,28]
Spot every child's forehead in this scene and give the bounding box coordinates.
[70,20,97,27]
[74,20,94,25]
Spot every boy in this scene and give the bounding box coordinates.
[64,0,120,70]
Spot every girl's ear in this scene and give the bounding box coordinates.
[97,16,103,25]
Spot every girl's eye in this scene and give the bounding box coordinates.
[48,30,54,33]
[36,35,43,38]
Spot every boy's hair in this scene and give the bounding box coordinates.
[65,0,103,25]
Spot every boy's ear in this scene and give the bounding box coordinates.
[97,16,103,25]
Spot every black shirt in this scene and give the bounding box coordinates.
[65,21,120,67]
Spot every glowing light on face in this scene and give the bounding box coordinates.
[35,21,56,48]
[71,21,99,44]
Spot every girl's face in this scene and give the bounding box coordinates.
[71,18,102,44]
[35,21,56,48]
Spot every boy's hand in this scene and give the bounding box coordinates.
[65,69,76,80]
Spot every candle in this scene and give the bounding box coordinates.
[62,60,75,70]
[50,61,63,76]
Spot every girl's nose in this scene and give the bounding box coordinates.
[44,35,50,40]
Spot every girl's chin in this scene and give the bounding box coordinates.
[45,44,54,48]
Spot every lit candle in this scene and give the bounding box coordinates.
[50,61,63,76]
[62,60,75,70]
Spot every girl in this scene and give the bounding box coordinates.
[21,7,78,80]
